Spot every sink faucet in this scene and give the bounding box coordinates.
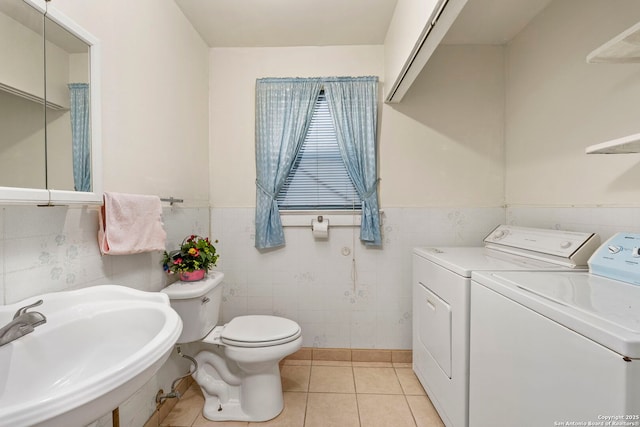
[0,300,46,346]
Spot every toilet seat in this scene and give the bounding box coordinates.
[204,315,301,348]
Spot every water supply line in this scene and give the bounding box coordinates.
[156,346,198,404]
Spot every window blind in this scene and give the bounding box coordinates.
[277,91,361,210]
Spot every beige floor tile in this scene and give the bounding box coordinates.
[192,413,249,427]
[160,385,204,427]
[282,359,312,366]
[248,392,307,427]
[305,393,359,427]
[281,364,311,392]
[406,395,445,427]
[312,360,352,367]
[352,361,393,368]
[393,362,413,368]
[395,368,427,395]
[353,367,403,394]
[357,394,417,427]
[309,365,355,393]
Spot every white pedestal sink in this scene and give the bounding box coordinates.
[0,285,183,427]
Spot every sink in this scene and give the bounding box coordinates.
[0,285,183,427]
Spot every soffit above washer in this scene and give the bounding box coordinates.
[442,0,553,45]
[174,0,398,48]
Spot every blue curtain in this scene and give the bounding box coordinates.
[68,83,91,192]
[324,77,381,246]
[255,78,322,249]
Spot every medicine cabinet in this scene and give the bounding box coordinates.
[0,0,102,204]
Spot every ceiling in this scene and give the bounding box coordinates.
[175,0,554,48]
[174,0,398,48]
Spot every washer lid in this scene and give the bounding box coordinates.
[473,271,640,358]
[221,315,301,346]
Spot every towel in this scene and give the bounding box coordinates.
[98,192,167,255]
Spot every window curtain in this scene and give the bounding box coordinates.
[324,76,381,246]
[68,83,91,192]
[255,78,322,249]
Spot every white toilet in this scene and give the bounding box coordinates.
[162,272,302,422]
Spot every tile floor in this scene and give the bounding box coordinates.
[160,360,444,427]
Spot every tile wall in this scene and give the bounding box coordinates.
[2,203,635,426]
[211,207,505,350]
[0,204,209,427]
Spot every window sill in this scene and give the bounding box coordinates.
[280,210,363,227]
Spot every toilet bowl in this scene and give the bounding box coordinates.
[162,272,302,422]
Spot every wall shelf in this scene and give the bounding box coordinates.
[587,21,640,63]
[586,132,640,154]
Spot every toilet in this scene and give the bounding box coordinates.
[161,272,302,422]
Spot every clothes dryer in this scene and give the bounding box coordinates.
[413,225,600,427]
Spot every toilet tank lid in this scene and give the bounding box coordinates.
[161,271,224,299]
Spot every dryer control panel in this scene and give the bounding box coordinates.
[483,225,600,268]
[589,233,640,285]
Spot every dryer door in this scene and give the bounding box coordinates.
[416,282,452,378]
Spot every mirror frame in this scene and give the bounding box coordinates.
[0,0,102,205]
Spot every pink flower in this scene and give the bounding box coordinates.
[173,258,183,265]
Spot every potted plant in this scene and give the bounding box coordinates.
[162,235,219,282]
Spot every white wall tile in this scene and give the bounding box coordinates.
[212,206,505,349]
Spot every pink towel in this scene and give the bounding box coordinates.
[98,192,167,255]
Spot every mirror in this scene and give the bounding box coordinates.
[0,0,46,191]
[0,0,102,204]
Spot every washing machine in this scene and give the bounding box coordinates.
[469,232,640,427]
[413,225,600,427]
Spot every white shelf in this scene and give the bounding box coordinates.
[586,132,640,154]
[587,21,640,63]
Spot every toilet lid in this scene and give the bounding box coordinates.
[221,315,301,348]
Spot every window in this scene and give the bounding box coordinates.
[254,76,380,249]
[276,91,361,210]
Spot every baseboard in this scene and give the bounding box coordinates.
[284,347,412,363]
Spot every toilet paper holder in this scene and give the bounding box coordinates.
[311,215,329,239]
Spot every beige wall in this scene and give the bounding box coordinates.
[383,44,505,207]
[52,0,210,204]
[210,44,505,208]
[505,0,640,206]
[209,45,385,207]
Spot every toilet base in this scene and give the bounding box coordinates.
[194,336,302,422]
[200,362,285,422]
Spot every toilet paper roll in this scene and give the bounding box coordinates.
[312,219,329,239]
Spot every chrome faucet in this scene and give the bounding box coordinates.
[0,300,47,346]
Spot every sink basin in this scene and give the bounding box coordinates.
[0,285,182,427]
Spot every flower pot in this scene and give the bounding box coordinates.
[179,269,206,282]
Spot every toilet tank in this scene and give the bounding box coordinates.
[161,271,225,344]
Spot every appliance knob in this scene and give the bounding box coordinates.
[608,245,623,254]
[494,230,507,239]
[560,241,572,249]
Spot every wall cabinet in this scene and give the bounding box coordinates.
[0,0,102,204]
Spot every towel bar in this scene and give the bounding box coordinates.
[160,197,183,206]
